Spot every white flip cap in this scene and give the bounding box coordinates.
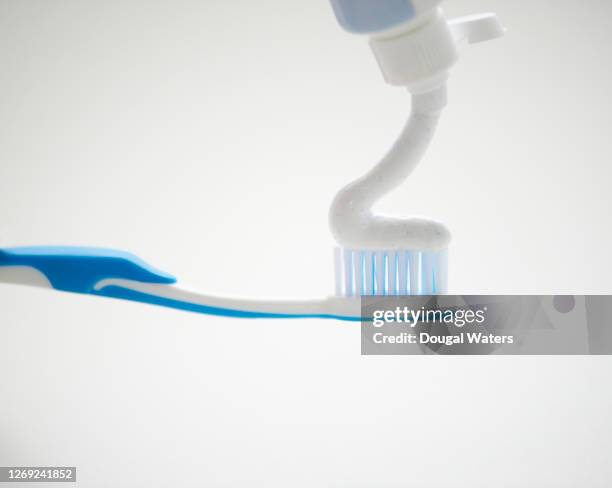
[369,10,505,92]
[449,13,506,45]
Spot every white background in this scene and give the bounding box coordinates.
[1,0,611,486]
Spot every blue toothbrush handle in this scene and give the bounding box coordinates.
[0,246,362,321]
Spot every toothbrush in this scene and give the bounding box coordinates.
[0,2,504,321]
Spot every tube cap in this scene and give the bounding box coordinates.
[369,10,505,91]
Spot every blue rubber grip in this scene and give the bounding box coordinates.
[0,246,175,293]
[330,0,415,34]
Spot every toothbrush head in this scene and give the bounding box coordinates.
[335,248,448,297]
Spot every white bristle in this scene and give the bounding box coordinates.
[335,247,448,297]
[375,251,384,295]
[334,247,343,297]
[422,252,433,294]
[398,251,408,295]
[353,251,363,296]
[409,251,419,295]
[435,249,448,294]
[343,249,353,296]
[388,251,397,295]
[364,250,374,295]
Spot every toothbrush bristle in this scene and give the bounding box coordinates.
[334,248,448,297]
